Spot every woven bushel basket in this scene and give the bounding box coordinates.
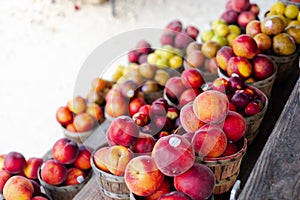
[195,137,247,194]
[91,147,130,200]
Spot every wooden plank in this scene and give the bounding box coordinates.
[238,78,300,200]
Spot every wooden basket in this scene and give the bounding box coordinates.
[268,46,300,84]
[38,167,92,200]
[91,148,130,200]
[195,137,247,195]
[217,66,277,99]
[61,125,96,144]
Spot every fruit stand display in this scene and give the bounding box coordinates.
[1,0,300,200]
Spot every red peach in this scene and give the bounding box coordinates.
[56,106,73,126]
[73,113,95,132]
[160,32,175,46]
[166,20,182,32]
[159,191,190,200]
[248,3,260,17]
[86,103,104,122]
[165,77,186,103]
[174,32,194,50]
[193,90,229,124]
[221,10,239,25]
[166,107,180,120]
[129,97,146,117]
[186,50,205,68]
[91,77,107,92]
[30,179,41,196]
[216,46,235,72]
[0,170,11,193]
[211,77,229,93]
[205,57,219,74]
[65,168,86,186]
[152,134,195,176]
[231,0,250,12]
[124,155,164,196]
[227,56,253,79]
[40,159,67,186]
[52,138,79,165]
[132,112,150,126]
[192,124,228,158]
[105,94,129,118]
[145,178,172,200]
[184,25,199,40]
[136,40,152,54]
[232,34,259,59]
[32,196,48,200]
[23,157,43,179]
[93,146,110,173]
[254,33,272,52]
[222,111,246,142]
[221,143,239,157]
[105,145,134,176]
[74,145,93,171]
[245,20,261,37]
[238,11,256,28]
[252,54,276,80]
[66,123,77,132]
[130,133,156,154]
[180,102,206,133]
[179,88,201,108]
[4,151,26,174]
[181,68,205,89]
[128,50,140,63]
[139,104,151,117]
[106,116,140,147]
[245,101,260,116]
[3,175,34,200]
[174,163,215,200]
[67,96,87,114]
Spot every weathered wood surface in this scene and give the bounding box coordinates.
[238,78,300,200]
[74,71,300,200]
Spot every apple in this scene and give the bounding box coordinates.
[124,155,164,196]
[52,138,79,165]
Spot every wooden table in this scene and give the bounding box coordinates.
[73,67,300,200]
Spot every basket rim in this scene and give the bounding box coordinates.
[200,137,247,164]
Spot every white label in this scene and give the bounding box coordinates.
[169,137,181,147]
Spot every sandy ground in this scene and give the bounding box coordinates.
[0,0,275,158]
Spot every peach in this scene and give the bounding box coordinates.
[179,88,201,108]
[249,3,260,17]
[3,175,34,200]
[0,154,5,170]
[129,97,146,117]
[160,32,175,46]
[232,34,259,59]
[181,68,205,89]
[254,33,272,52]
[52,138,79,165]
[106,116,140,147]
[4,151,26,174]
[184,25,199,40]
[120,80,139,99]
[145,178,172,200]
[152,134,195,176]
[105,145,134,176]
[221,143,239,157]
[186,50,205,68]
[165,77,186,104]
[0,170,11,193]
[174,163,215,200]
[192,124,228,158]
[159,191,190,200]
[55,106,73,126]
[105,94,129,118]
[124,155,164,196]
[166,20,182,32]
[130,133,156,154]
[252,54,276,80]
[231,0,250,12]
[67,96,87,114]
[40,159,67,186]
[30,179,41,196]
[93,146,110,173]
[174,32,193,51]
[86,103,104,122]
[222,111,246,142]
[221,10,239,25]
[216,46,235,72]
[73,113,95,132]
[91,77,107,92]
[246,20,261,37]
[66,123,77,132]
[227,56,253,79]
[139,104,151,117]
[211,77,229,93]
[74,145,93,171]
[23,157,43,179]
[136,40,152,54]
[237,11,256,28]
[180,102,206,133]
[132,112,150,126]
[65,168,86,186]
[193,90,229,124]
[205,57,219,74]
[182,132,195,143]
